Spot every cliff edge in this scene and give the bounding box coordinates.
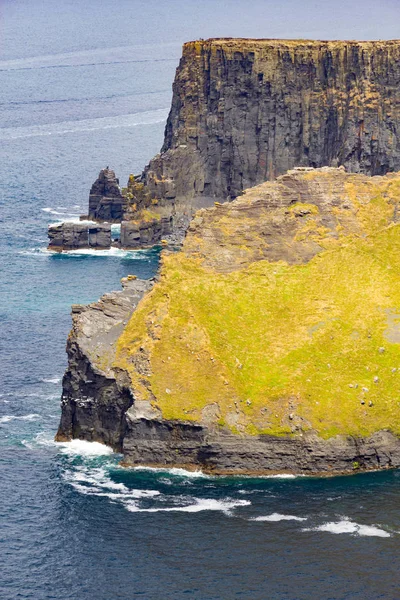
[141,38,400,203]
[57,167,400,475]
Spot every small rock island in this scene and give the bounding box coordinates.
[56,38,400,475]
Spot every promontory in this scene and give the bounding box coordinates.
[56,39,400,475]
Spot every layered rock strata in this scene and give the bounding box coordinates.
[88,168,126,222]
[56,276,154,450]
[141,38,400,202]
[50,39,400,251]
[120,216,173,248]
[48,222,111,251]
[57,167,400,475]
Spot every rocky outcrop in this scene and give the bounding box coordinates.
[48,222,111,251]
[141,38,400,202]
[122,420,400,474]
[57,167,400,474]
[183,165,400,272]
[120,216,173,248]
[88,168,126,222]
[56,276,154,450]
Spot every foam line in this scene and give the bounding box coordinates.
[0,109,169,140]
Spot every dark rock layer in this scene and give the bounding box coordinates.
[122,418,400,475]
[120,216,173,248]
[48,222,111,251]
[141,38,400,202]
[88,168,126,222]
[55,277,154,450]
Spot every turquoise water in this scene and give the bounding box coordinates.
[1,1,400,598]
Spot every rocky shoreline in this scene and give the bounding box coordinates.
[55,274,400,475]
[55,38,400,475]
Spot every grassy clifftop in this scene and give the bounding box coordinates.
[114,167,400,439]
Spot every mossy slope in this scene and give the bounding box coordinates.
[114,168,400,438]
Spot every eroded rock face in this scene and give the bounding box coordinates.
[48,222,111,251]
[120,216,173,248]
[56,277,154,450]
[57,167,400,474]
[122,422,400,475]
[88,168,126,222]
[141,38,400,202]
[183,166,400,272]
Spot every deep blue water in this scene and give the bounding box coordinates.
[1,1,400,598]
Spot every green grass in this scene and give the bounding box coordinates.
[115,223,400,438]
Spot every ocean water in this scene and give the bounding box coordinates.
[2,1,400,598]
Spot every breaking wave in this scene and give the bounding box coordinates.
[56,439,114,457]
[124,498,251,514]
[303,519,391,538]
[251,513,307,522]
[0,413,40,423]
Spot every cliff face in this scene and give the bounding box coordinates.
[57,167,400,474]
[142,39,400,202]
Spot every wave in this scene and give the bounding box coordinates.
[41,377,62,384]
[0,108,169,140]
[251,513,307,522]
[64,466,161,499]
[0,413,40,423]
[0,42,180,72]
[42,208,81,218]
[0,57,177,73]
[20,246,157,259]
[125,498,251,514]
[49,246,156,259]
[42,207,66,214]
[133,465,209,479]
[48,217,95,226]
[1,89,168,107]
[56,439,114,457]
[303,519,391,538]
[59,455,250,515]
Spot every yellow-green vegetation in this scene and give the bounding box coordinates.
[114,170,400,439]
[114,223,400,438]
[122,174,151,212]
[131,209,161,223]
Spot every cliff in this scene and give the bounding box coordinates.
[141,38,400,203]
[56,167,400,474]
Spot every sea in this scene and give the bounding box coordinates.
[1,1,400,598]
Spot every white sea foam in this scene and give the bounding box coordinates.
[44,246,152,259]
[0,413,40,423]
[0,109,169,140]
[23,245,155,260]
[133,465,209,478]
[42,377,61,384]
[264,474,299,479]
[63,465,161,502]
[125,498,251,514]
[48,217,95,226]
[303,519,391,538]
[57,439,114,457]
[251,513,307,522]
